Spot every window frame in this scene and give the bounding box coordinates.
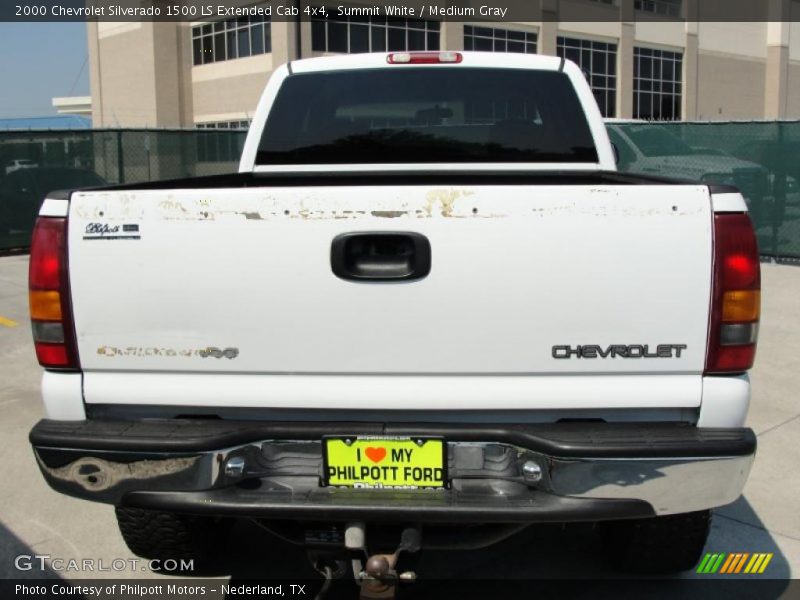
[633,46,683,121]
[463,25,538,54]
[634,0,682,18]
[311,15,440,54]
[196,120,251,130]
[556,35,618,118]
[192,14,271,66]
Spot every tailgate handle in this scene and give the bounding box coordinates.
[331,232,431,281]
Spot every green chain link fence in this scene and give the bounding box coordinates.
[0,128,246,251]
[608,121,800,262]
[1,123,799,261]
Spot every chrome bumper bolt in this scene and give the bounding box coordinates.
[521,460,543,482]
[224,456,246,478]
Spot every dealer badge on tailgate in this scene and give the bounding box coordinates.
[323,437,447,489]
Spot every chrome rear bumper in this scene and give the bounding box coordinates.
[31,419,755,521]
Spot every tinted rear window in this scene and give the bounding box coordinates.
[257,68,598,165]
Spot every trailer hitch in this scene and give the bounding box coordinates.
[345,523,421,600]
[359,551,418,599]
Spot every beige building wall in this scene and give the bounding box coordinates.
[192,55,273,122]
[634,19,685,48]
[89,22,192,128]
[682,25,699,120]
[90,23,156,127]
[690,22,768,120]
[440,21,464,50]
[784,6,800,116]
[786,63,800,117]
[695,53,767,120]
[152,24,194,128]
[617,20,635,119]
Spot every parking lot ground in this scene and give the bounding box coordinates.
[0,255,798,590]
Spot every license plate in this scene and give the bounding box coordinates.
[323,437,447,489]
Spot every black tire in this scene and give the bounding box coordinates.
[115,507,231,572]
[602,510,711,574]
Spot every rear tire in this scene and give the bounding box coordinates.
[602,510,711,574]
[115,507,231,572]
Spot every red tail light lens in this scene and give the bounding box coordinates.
[705,213,760,374]
[29,217,80,370]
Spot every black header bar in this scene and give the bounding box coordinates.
[1,0,797,23]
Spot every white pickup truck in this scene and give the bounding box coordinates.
[28,52,760,586]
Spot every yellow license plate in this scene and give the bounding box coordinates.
[323,437,447,489]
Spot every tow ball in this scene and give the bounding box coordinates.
[345,523,421,600]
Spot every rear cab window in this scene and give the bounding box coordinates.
[257,68,599,165]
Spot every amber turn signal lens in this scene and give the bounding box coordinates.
[722,290,760,323]
[29,290,62,321]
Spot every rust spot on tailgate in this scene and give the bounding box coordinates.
[423,189,478,217]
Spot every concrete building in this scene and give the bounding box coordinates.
[86,0,800,129]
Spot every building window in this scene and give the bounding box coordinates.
[463,26,537,53]
[311,16,439,53]
[634,0,682,17]
[557,36,617,118]
[192,15,271,66]
[633,47,682,120]
[196,120,251,129]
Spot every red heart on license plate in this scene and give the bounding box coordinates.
[365,447,386,463]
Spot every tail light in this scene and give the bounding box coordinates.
[387,52,462,64]
[29,217,80,370]
[705,213,760,373]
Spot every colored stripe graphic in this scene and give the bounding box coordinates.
[734,553,750,573]
[758,554,773,574]
[697,553,726,574]
[711,554,726,573]
[696,554,713,573]
[720,553,737,573]
[699,552,773,574]
[745,554,761,574]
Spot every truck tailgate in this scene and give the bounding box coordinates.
[67,183,713,409]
